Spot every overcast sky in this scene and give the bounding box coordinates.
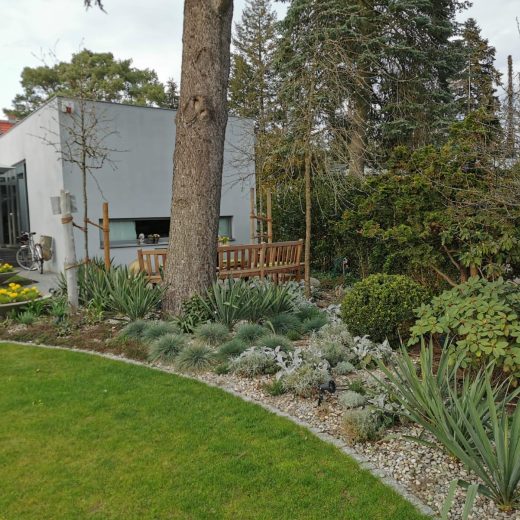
[1,0,519,118]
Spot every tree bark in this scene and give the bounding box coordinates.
[163,0,234,315]
[304,151,312,297]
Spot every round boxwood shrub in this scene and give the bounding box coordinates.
[341,274,429,344]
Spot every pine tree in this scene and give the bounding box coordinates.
[228,0,278,130]
[452,18,501,118]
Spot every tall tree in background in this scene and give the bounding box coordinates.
[5,49,171,119]
[164,78,180,110]
[163,0,234,314]
[506,55,516,157]
[451,18,501,118]
[229,0,278,203]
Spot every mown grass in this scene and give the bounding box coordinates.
[0,343,429,520]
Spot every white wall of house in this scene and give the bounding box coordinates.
[0,98,65,271]
[0,97,255,271]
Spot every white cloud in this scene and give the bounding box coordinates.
[0,0,517,117]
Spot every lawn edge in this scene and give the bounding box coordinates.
[1,340,436,518]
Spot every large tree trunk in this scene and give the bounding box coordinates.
[163,0,234,315]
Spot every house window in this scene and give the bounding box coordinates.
[101,216,233,246]
[218,216,233,240]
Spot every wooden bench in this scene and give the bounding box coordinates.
[217,240,304,282]
[137,248,167,284]
[137,240,304,284]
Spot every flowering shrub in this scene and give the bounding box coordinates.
[0,263,14,274]
[0,283,41,305]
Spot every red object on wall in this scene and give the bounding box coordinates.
[0,120,15,135]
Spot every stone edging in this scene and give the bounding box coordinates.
[4,341,436,518]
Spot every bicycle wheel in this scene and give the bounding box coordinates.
[16,246,36,271]
[35,244,44,274]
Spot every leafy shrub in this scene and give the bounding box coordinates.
[49,296,69,321]
[265,313,302,335]
[142,321,179,342]
[175,344,216,372]
[119,320,149,340]
[343,409,381,443]
[148,333,188,362]
[338,391,366,409]
[194,322,230,346]
[257,334,293,352]
[235,323,270,345]
[341,274,429,343]
[263,379,286,396]
[230,347,278,377]
[333,361,356,376]
[218,338,249,359]
[300,314,328,334]
[348,336,394,369]
[175,294,213,333]
[410,277,520,377]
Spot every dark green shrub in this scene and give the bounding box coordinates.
[258,334,293,352]
[410,277,520,377]
[235,323,270,345]
[341,274,429,343]
[218,338,249,359]
[265,313,302,335]
[175,344,216,372]
[148,333,188,362]
[194,322,230,346]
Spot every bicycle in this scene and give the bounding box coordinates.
[16,231,44,274]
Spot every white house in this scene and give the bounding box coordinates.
[0,97,255,271]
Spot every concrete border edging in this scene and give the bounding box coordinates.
[3,340,436,518]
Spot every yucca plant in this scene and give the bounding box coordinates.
[377,340,520,514]
[201,279,251,328]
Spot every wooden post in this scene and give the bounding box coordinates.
[250,187,256,244]
[266,188,273,244]
[102,202,110,270]
[60,190,79,311]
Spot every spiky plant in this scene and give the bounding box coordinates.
[142,321,179,342]
[301,314,328,334]
[257,334,293,352]
[218,338,249,360]
[235,323,270,345]
[119,320,149,340]
[175,344,216,372]
[296,305,322,322]
[265,313,302,335]
[148,334,189,362]
[194,322,230,346]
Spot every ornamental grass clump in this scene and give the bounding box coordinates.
[148,333,188,362]
[235,323,269,345]
[194,322,230,346]
[300,314,329,334]
[265,313,302,335]
[218,338,249,360]
[119,320,149,340]
[175,344,216,373]
[257,334,293,352]
[142,321,179,342]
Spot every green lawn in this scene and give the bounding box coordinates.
[0,343,429,520]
